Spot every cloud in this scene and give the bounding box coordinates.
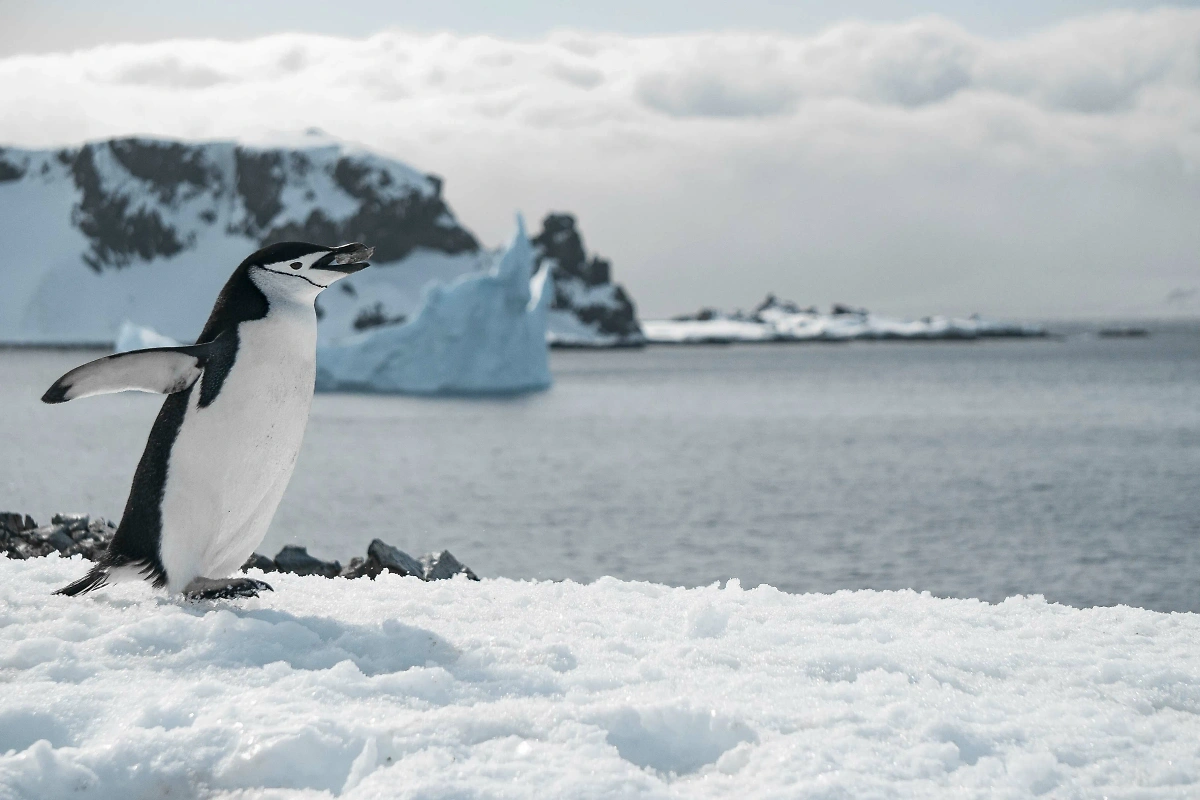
[0,11,1198,317]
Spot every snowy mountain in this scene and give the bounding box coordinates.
[0,135,637,347]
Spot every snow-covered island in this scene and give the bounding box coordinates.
[645,296,1048,344]
[3,555,1198,797]
[0,135,640,349]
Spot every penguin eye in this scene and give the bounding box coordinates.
[290,262,302,270]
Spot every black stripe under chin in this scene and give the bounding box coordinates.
[261,267,328,289]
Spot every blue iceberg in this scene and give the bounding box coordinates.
[315,218,553,395]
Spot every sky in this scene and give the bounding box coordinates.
[1,1,1198,318]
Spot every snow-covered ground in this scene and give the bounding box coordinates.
[3,556,1198,799]
[316,221,552,395]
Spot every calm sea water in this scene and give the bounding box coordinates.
[2,325,1197,611]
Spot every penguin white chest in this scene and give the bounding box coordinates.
[158,311,317,589]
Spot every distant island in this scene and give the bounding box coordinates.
[643,295,1047,344]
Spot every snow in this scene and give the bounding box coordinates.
[3,555,1200,799]
[113,320,181,353]
[644,310,1047,344]
[316,219,553,395]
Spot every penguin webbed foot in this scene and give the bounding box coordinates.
[183,576,273,601]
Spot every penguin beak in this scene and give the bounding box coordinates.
[317,243,374,274]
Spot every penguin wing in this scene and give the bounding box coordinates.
[42,343,213,404]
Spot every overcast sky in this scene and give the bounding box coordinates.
[1,1,1198,318]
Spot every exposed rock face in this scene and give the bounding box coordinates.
[532,213,644,346]
[48,138,480,272]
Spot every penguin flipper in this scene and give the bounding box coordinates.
[42,344,212,404]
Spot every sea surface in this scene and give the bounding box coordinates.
[2,324,1197,612]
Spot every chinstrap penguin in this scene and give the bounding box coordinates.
[44,241,373,600]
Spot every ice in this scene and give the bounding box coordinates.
[112,320,181,353]
[3,556,1199,798]
[316,218,553,395]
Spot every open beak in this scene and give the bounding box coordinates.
[317,242,374,274]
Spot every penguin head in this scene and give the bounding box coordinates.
[246,241,374,301]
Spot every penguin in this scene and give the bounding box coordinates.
[44,241,373,600]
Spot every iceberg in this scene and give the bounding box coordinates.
[112,320,181,353]
[315,218,553,395]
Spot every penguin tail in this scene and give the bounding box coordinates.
[55,564,111,597]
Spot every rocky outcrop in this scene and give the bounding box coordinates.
[532,213,644,347]
[248,539,479,582]
[1,509,479,584]
[1,512,116,561]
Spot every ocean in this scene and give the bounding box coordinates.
[3,324,1197,612]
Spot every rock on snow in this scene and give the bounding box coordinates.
[3,556,1200,798]
[316,219,553,395]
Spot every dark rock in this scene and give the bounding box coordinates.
[339,540,425,580]
[234,148,286,234]
[259,154,478,263]
[0,512,31,535]
[241,553,277,573]
[369,539,425,578]
[832,303,869,316]
[109,138,216,205]
[63,539,108,561]
[273,545,341,578]
[532,213,642,341]
[52,513,90,533]
[0,148,26,183]
[31,525,76,553]
[352,302,407,332]
[421,550,480,581]
[69,142,188,272]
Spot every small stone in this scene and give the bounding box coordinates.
[51,513,90,533]
[32,525,76,553]
[241,553,276,573]
[421,550,480,581]
[368,539,424,579]
[339,557,371,579]
[273,545,340,578]
[24,515,36,531]
[0,512,26,535]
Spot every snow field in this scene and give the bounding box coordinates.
[2,556,1199,799]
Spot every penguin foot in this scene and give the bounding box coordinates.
[184,577,274,601]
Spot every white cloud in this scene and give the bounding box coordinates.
[1,10,1198,317]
